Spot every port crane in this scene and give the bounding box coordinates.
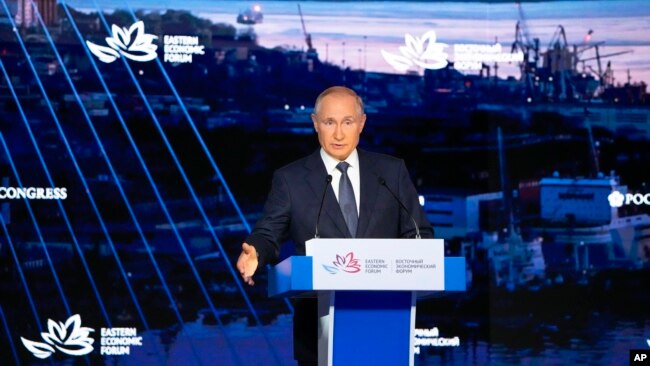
[511,2,540,97]
[297,3,315,54]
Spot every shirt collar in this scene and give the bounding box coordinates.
[320,148,359,174]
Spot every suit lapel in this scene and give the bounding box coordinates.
[304,150,351,238]
[356,149,380,238]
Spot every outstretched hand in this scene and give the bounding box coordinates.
[236,243,259,286]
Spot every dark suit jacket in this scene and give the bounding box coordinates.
[246,149,434,268]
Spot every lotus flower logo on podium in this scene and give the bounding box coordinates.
[322,252,362,274]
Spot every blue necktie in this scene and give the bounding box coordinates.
[336,161,358,237]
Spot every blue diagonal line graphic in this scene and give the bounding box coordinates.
[0,65,93,365]
[58,2,244,364]
[87,3,282,362]
[0,135,53,366]
[0,304,19,366]
[0,216,47,365]
[0,60,74,322]
[0,26,110,326]
[0,0,149,337]
[121,3,253,233]
[130,1,295,316]
[0,48,113,332]
[26,1,203,363]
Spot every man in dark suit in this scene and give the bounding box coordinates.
[237,86,433,365]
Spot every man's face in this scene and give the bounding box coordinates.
[311,93,366,161]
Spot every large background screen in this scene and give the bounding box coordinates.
[0,0,648,364]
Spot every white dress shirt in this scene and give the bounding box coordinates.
[320,148,361,215]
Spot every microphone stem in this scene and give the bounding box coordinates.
[314,175,333,238]
[379,178,421,239]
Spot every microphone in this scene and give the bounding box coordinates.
[314,175,333,238]
[377,176,421,239]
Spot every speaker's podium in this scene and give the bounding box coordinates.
[268,238,466,366]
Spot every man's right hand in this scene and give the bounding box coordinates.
[236,242,259,286]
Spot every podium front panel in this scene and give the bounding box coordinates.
[306,238,445,291]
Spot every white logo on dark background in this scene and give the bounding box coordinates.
[608,190,650,207]
[0,187,67,200]
[381,31,448,72]
[86,21,158,63]
[21,315,94,359]
[608,191,625,207]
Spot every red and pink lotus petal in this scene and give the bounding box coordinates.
[343,266,361,273]
[344,252,354,263]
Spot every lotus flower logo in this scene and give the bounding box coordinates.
[86,21,158,63]
[322,252,361,274]
[608,191,624,208]
[21,314,94,359]
[381,31,448,72]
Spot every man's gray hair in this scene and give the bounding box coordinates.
[313,86,365,115]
